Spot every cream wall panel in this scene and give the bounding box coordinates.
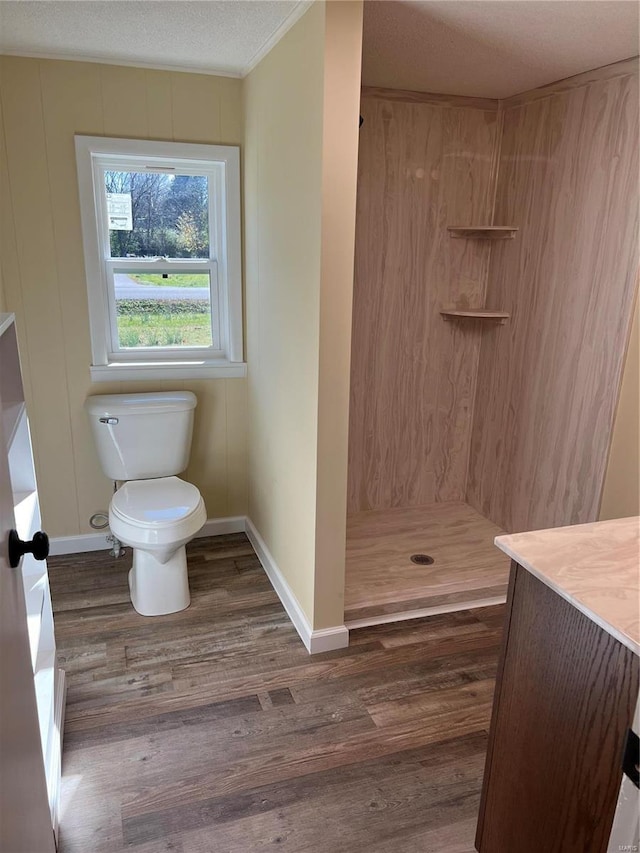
[600,296,640,521]
[171,73,222,143]
[100,64,150,138]
[0,56,247,536]
[183,379,228,518]
[244,1,362,630]
[468,66,639,532]
[218,78,244,146]
[0,109,4,314]
[225,377,248,516]
[0,56,79,535]
[39,60,106,533]
[348,95,499,513]
[144,69,175,140]
[244,1,326,622]
[0,105,5,314]
[0,100,30,384]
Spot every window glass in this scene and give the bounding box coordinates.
[113,272,213,349]
[104,171,210,259]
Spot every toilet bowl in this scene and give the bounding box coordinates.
[109,476,207,616]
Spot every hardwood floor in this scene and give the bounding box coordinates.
[49,534,504,853]
[345,502,510,625]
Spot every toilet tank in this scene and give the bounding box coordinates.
[84,392,197,480]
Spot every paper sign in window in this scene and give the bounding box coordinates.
[107,193,133,231]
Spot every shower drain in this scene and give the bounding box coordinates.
[410,554,435,566]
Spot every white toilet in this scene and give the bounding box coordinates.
[84,392,206,617]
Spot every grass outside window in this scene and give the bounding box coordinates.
[114,272,213,348]
[128,273,209,289]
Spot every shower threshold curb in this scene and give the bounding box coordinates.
[345,593,507,630]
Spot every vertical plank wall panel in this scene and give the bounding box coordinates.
[0,57,247,536]
[348,95,499,512]
[0,57,80,535]
[467,66,639,532]
[39,60,107,537]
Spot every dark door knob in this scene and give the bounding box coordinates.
[8,529,49,568]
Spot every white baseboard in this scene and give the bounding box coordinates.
[48,531,111,555]
[245,517,349,655]
[197,516,246,538]
[48,515,246,556]
[306,624,350,654]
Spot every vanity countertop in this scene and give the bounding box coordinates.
[495,516,640,657]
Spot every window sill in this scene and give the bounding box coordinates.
[90,360,247,382]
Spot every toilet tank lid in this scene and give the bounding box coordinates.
[84,391,197,416]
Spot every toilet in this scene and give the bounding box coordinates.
[84,392,206,616]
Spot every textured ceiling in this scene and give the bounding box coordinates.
[0,0,637,96]
[362,0,639,98]
[0,0,310,77]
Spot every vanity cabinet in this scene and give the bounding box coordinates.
[476,519,640,853]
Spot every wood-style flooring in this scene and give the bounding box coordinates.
[345,502,510,626]
[48,534,504,853]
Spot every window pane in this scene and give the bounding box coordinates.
[105,171,209,259]
[114,272,213,349]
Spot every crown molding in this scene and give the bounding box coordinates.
[242,0,314,77]
[0,48,243,78]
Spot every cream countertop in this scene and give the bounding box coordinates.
[495,516,640,657]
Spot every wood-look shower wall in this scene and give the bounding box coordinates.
[467,61,639,533]
[347,91,500,512]
[349,59,639,531]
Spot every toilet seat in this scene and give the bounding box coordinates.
[111,476,202,527]
[109,476,207,555]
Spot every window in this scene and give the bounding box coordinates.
[75,136,244,380]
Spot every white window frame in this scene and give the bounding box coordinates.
[75,136,244,381]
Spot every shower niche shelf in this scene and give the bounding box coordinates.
[440,309,510,325]
[447,226,518,240]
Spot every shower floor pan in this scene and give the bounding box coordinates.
[345,501,510,628]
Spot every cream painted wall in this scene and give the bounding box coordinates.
[0,162,5,313]
[0,256,5,313]
[600,295,640,520]
[0,56,247,537]
[244,3,325,625]
[243,1,362,630]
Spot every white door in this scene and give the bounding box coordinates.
[0,333,57,852]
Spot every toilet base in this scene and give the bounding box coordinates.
[128,546,191,616]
